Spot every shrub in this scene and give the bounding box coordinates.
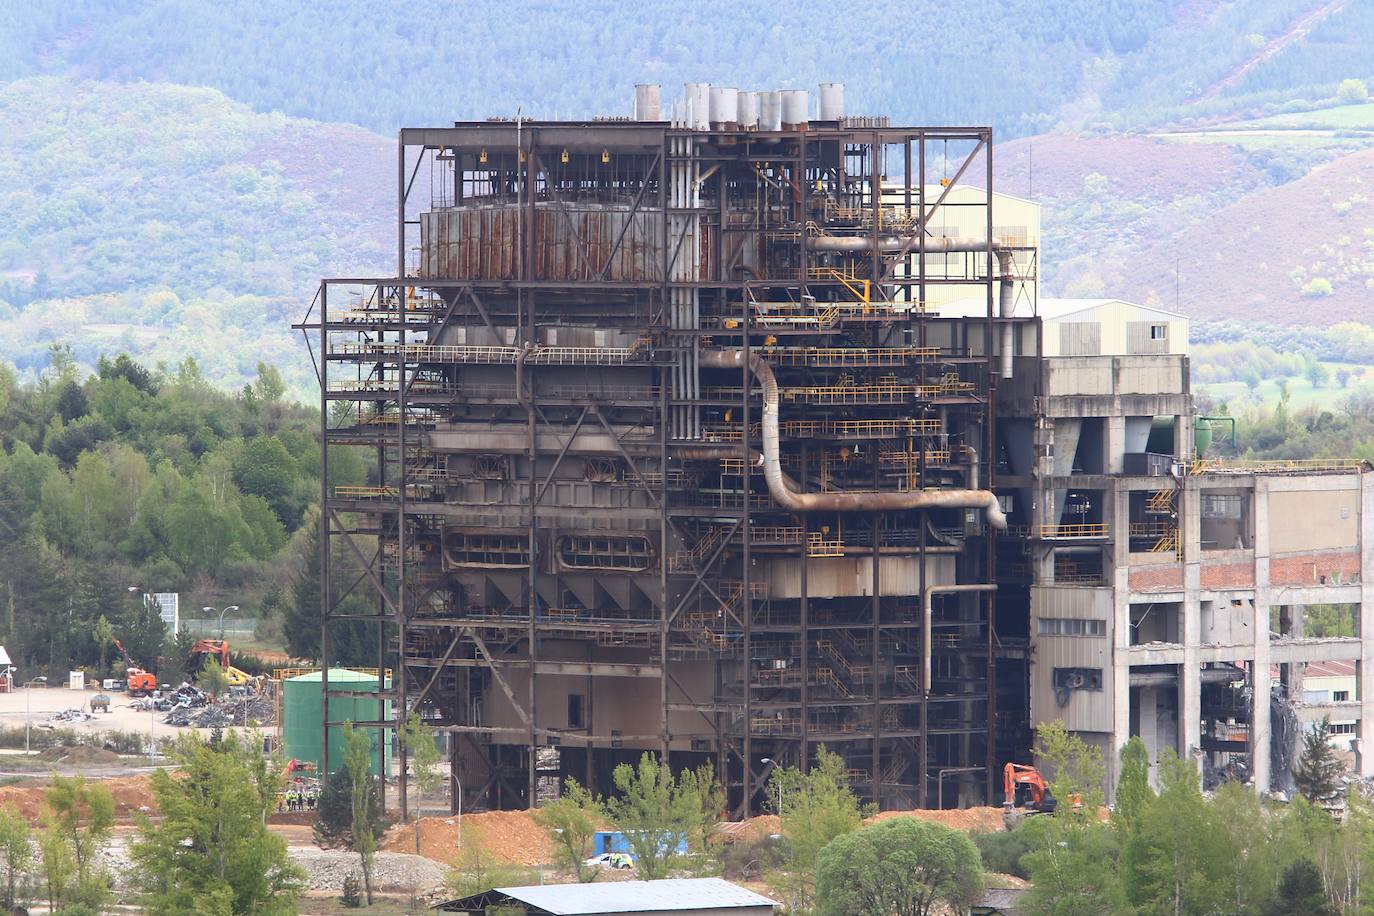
[972,828,1031,878]
[1301,278,1334,297]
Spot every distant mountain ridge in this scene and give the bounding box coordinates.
[4,0,1373,137]
[4,0,1374,392]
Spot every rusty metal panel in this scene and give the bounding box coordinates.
[420,204,679,282]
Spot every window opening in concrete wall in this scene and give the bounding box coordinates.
[567,694,585,729]
[1053,549,1105,584]
[1075,418,1104,474]
[1269,604,1359,639]
[1128,489,1178,552]
[1200,488,1251,551]
[1130,602,1181,645]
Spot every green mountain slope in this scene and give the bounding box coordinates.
[6,0,1371,137]
[0,77,391,392]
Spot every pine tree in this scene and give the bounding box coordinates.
[1294,717,1344,804]
[285,512,322,661]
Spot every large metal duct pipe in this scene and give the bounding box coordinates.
[818,82,845,121]
[808,234,1018,378]
[634,84,661,121]
[700,349,1007,528]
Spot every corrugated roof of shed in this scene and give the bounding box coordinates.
[493,877,776,914]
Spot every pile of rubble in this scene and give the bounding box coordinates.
[152,684,277,729]
[227,692,276,727]
[165,706,233,728]
[43,708,94,726]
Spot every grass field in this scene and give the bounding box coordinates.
[1195,363,1374,411]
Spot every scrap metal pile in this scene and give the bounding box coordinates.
[130,684,278,728]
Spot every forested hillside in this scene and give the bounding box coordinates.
[2,2,1374,395]
[4,0,1370,136]
[0,349,373,678]
[0,78,390,393]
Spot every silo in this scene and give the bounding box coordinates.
[759,91,783,131]
[781,89,809,130]
[819,82,845,121]
[282,669,391,776]
[738,91,759,129]
[634,84,661,121]
[684,83,711,130]
[709,86,739,129]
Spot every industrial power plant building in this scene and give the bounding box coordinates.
[300,82,1373,815]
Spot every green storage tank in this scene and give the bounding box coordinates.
[282,669,391,777]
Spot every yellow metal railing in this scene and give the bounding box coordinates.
[1191,458,1368,475]
[334,485,431,500]
[1038,523,1108,539]
[1129,521,1174,538]
[782,418,941,438]
[807,533,845,557]
[760,345,938,366]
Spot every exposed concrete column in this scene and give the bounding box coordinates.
[1252,478,1272,792]
[1173,414,1191,463]
[1138,685,1159,787]
[1182,477,1202,766]
[1106,415,1127,475]
[1359,472,1374,779]
[1109,485,1133,802]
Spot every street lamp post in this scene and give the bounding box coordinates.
[202,606,241,641]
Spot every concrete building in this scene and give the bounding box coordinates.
[999,298,1374,795]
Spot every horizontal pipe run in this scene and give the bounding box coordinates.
[699,349,1007,527]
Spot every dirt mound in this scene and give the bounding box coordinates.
[384,810,553,866]
[268,811,318,826]
[0,775,156,823]
[36,745,123,765]
[866,806,1005,833]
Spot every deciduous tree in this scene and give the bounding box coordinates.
[816,817,982,916]
[131,730,305,914]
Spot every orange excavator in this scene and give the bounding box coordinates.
[188,639,253,687]
[1003,762,1059,828]
[112,638,157,696]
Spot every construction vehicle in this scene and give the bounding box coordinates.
[188,639,255,687]
[89,694,110,713]
[1003,762,1059,828]
[113,638,157,696]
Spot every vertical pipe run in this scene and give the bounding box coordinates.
[396,137,410,819]
[319,282,331,780]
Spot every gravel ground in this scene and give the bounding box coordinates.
[291,847,447,892]
[99,838,447,894]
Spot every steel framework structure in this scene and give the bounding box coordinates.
[299,106,1036,816]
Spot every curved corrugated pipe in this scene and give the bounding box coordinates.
[807,234,1017,378]
[700,349,1007,528]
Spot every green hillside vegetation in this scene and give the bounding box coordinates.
[0,348,373,677]
[5,1,1369,137]
[0,77,390,394]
